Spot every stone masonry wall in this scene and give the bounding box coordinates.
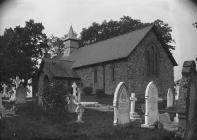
[75,60,128,95]
[75,30,174,97]
[127,30,174,98]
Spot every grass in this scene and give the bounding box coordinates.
[0,101,180,140]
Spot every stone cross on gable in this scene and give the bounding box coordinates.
[14,76,21,88]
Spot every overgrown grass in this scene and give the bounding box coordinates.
[1,101,180,140]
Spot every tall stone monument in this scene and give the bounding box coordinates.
[177,60,197,140]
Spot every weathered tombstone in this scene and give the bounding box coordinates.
[2,84,7,97]
[67,83,78,113]
[174,113,179,123]
[176,60,197,140]
[69,82,85,123]
[113,82,130,125]
[167,88,174,108]
[130,93,140,121]
[141,81,159,128]
[72,82,78,99]
[14,76,21,88]
[0,92,3,109]
[15,83,27,104]
[75,88,84,123]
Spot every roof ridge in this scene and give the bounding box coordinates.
[81,24,153,49]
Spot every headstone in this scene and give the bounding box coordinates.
[14,76,21,88]
[174,113,179,123]
[72,82,78,99]
[167,88,174,108]
[2,84,7,97]
[70,82,85,123]
[113,82,130,125]
[15,84,27,104]
[141,81,159,128]
[175,85,180,100]
[130,93,140,121]
[0,92,3,109]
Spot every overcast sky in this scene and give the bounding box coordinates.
[0,0,197,80]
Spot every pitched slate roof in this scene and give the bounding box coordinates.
[58,25,177,68]
[59,25,151,67]
[39,58,80,78]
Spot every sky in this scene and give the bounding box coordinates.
[0,0,197,80]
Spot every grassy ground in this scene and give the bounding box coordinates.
[1,101,180,140]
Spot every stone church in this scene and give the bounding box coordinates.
[37,25,177,100]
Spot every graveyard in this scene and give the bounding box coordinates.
[0,71,191,140]
[1,60,197,140]
[1,96,176,140]
[0,5,196,139]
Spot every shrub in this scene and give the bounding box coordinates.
[96,89,105,98]
[42,83,68,115]
[82,87,93,95]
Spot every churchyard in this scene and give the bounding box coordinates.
[1,60,197,140]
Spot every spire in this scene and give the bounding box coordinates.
[66,26,78,40]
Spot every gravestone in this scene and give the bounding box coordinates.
[67,82,78,113]
[15,84,27,104]
[176,60,197,139]
[14,76,21,88]
[69,82,85,123]
[0,92,3,109]
[167,88,174,108]
[130,93,140,121]
[2,84,7,97]
[141,81,159,128]
[113,82,130,125]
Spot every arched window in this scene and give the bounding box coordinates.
[145,45,159,76]
[111,64,115,81]
[94,68,97,83]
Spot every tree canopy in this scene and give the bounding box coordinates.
[47,35,65,57]
[80,16,175,51]
[0,19,49,85]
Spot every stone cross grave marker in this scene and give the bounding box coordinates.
[72,82,78,99]
[167,88,174,108]
[70,82,84,123]
[113,82,130,125]
[14,76,21,88]
[141,81,159,128]
[130,93,140,121]
[2,84,7,97]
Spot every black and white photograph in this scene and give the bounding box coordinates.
[0,0,197,140]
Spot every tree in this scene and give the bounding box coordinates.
[0,19,49,85]
[80,16,175,51]
[47,35,65,57]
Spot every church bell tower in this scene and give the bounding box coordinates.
[63,26,79,56]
